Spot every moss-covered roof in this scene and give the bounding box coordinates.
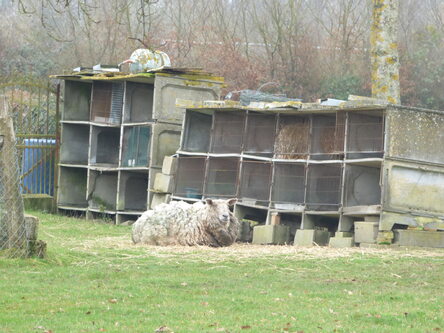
[51,67,224,84]
[175,98,388,115]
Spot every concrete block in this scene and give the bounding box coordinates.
[335,231,354,238]
[252,225,291,245]
[294,229,330,247]
[162,156,178,175]
[24,214,39,240]
[151,193,171,209]
[378,231,394,239]
[364,216,380,222]
[329,237,355,248]
[354,222,379,244]
[377,231,394,244]
[393,230,444,248]
[153,173,175,193]
[23,194,55,212]
[359,242,393,249]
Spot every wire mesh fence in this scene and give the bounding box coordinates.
[0,77,59,199]
[0,96,29,257]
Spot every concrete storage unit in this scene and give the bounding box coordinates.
[55,69,223,223]
[171,99,444,245]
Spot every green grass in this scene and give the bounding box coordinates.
[1,211,444,333]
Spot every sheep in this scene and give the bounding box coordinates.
[131,198,239,247]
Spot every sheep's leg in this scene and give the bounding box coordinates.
[211,228,234,247]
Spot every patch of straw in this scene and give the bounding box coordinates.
[69,236,444,265]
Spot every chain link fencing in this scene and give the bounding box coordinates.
[0,96,29,258]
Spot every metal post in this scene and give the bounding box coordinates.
[53,83,61,212]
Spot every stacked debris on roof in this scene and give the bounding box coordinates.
[176,95,386,111]
[239,89,302,106]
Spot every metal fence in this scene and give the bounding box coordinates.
[0,77,60,201]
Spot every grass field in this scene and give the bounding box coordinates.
[1,211,443,333]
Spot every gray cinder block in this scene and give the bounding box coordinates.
[294,229,330,247]
[354,222,379,244]
[335,231,354,238]
[329,237,355,248]
[153,173,175,193]
[151,193,171,209]
[252,225,290,245]
[162,156,178,175]
[393,230,444,248]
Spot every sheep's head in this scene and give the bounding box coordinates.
[205,198,237,225]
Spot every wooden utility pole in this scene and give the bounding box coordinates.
[371,0,401,104]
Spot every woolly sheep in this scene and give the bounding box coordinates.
[132,198,239,247]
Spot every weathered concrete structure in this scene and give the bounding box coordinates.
[171,98,444,246]
[55,69,223,223]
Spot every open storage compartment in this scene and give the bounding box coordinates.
[204,157,239,198]
[181,111,212,152]
[91,81,123,124]
[63,80,91,121]
[90,126,120,167]
[344,164,381,207]
[271,162,305,210]
[88,170,118,211]
[87,211,115,222]
[347,112,384,158]
[310,113,345,160]
[58,167,87,208]
[243,113,276,157]
[117,213,141,225]
[304,213,340,232]
[239,160,272,206]
[306,164,342,211]
[211,112,245,153]
[234,204,268,225]
[118,171,148,211]
[121,126,151,167]
[123,82,154,123]
[175,156,207,199]
[277,212,302,240]
[275,115,309,159]
[60,124,89,165]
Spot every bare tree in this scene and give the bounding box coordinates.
[3,0,444,108]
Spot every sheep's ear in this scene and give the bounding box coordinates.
[205,199,214,205]
[226,198,237,206]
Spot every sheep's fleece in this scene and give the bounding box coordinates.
[131,198,239,247]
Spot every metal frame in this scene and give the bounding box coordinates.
[174,104,444,233]
[57,73,223,223]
